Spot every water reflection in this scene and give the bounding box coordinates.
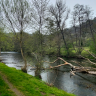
[1,52,96,96]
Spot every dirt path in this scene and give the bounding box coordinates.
[0,71,25,96]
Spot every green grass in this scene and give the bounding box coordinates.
[60,48,77,56]
[45,46,92,58]
[0,63,76,96]
[0,74,16,96]
[61,47,91,57]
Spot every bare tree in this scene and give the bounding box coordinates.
[72,4,86,54]
[49,0,70,55]
[72,4,96,54]
[0,0,30,72]
[84,6,96,49]
[71,12,78,46]
[31,0,49,54]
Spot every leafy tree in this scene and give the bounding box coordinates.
[1,33,15,51]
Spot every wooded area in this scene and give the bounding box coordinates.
[0,0,96,73]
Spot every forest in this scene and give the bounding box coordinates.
[0,0,96,58]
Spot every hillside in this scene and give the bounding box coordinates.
[0,62,75,96]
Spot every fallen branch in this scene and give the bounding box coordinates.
[76,47,96,65]
[82,49,96,59]
[79,55,96,65]
[30,56,96,75]
[43,57,75,69]
[58,57,67,63]
[71,60,83,67]
[49,63,68,69]
[42,58,59,64]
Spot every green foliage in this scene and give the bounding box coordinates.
[1,33,15,51]
[0,28,6,46]
[85,38,91,47]
[22,32,33,53]
[88,34,96,54]
[0,63,75,96]
[45,47,57,55]
[90,40,96,54]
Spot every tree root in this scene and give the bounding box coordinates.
[21,66,27,73]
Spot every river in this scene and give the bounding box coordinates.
[1,52,96,96]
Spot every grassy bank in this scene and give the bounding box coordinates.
[0,75,16,96]
[45,47,94,59]
[0,63,75,96]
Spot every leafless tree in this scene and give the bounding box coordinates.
[84,6,96,48]
[49,0,70,55]
[72,4,86,54]
[72,4,96,54]
[71,12,78,46]
[0,0,31,72]
[31,0,49,54]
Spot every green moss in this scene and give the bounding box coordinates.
[0,63,75,96]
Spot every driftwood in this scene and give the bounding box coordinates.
[79,55,96,65]
[31,49,96,76]
[42,57,74,69]
[82,48,96,59]
[41,57,96,75]
[76,48,96,65]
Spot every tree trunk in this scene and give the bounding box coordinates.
[74,26,77,46]
[20,31,27,73]
[78,20,82,54]
[60,30,69,55]
[57,29,61,56]
[38,16,43,55]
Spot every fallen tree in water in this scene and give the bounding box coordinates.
[47,49,96,75]
[50,57,96,75]
[30,57,96,75]
[30,49,96,76]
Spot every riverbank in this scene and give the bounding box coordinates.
[0,62,75,96]
[44,47,94,59]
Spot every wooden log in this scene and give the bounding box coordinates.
[88,71,96,75]
[30,57,96,75]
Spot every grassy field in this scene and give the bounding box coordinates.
[0,62,75,96]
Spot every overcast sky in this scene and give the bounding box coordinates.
[49,0,96,28]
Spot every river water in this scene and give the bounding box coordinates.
[1,52,96,96]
